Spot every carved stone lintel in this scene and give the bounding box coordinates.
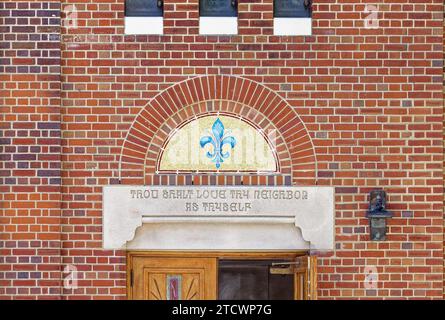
[102,186,335,250]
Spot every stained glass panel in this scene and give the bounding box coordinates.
[166,275,182,300]
[158,115,278,173]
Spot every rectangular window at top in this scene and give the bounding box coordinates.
[124,0,164,35]
[200,0,238,17]
[199,0,238,35]
[273,0,312,36]
[125,0,163,17]
[274,0,311,18]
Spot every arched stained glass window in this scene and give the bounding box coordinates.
[157,115,279,173]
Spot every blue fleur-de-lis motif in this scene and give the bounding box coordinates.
[199,118,236,169]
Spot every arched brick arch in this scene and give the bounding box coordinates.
[119,75,317,185]
[149,102,288,174]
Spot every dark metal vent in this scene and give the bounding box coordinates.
[125,0,163,17]
[274,0,312,18]
[200,0,238,17]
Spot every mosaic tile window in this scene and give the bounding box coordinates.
[158,115,279,173]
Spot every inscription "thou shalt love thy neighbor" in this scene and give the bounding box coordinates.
[129,187,309,213]
[130,188,309,201]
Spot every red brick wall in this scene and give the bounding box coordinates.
[443,2,445,299]
[1,0,444,299]
[0,0,62,299]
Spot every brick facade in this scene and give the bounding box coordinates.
[443,0,445,297]
[0,1,62,298]
[1,0,444,299]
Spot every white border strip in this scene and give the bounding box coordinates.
[273,18,312,36]
[199,17,237,35]
[124,16,163,35]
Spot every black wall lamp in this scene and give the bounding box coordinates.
[366,190,392,241]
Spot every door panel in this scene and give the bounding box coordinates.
[131,257,217,300]
[145,269,202,300]
[128,253,317,300]
[294,255,317,300]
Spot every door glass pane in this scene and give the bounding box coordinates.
[269,272,294,300]
[218,260,294,300]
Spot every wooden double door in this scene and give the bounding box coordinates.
[128,252,317,300]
